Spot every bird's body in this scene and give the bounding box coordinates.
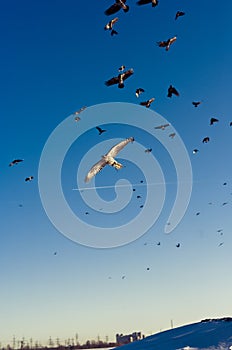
[154,123,170,130]
[167,85,179,97]
[192,101,202,108]
[140,97,155,108]
[169,132,176,138]
[96,126,107,135]
[202,137,210,143]
[137,0,159,7]
[135,88,145,97]
[85,137,134,182]
[175,11,185,20]
[104,17,119,31]
[105,68,134,88]
[157,36,177,51]
[210,117,219,125]
[74,106,87,115]
[25,176,34,182]
[105,0,129,15]
[193,149,199,154]
[145,148,152,153]
[9,159,24,166]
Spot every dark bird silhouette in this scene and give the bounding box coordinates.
[157,242,161,246]
[74,106,86,115]
[222,202,228,206]
[96,126,107,135]
[223,182,227,186]
[146,267,150,271]
[193,149,199,154]
[140,97,155,108]
[104,17,119,31]
[157,36,177,51]
[154,123,170,130]
[111,29,118,36]
[140,205,144,208]
[175,11,185,20]
[196,212,200,216]
[176,243,181,248]
[137,195,142,198]
[169,132,176,138]
[210,117,219,125]
[25,176,34,182]
[135,88,145,98]
[218,242,224,247]
[202,137,210,143]
[230,121,232,126]
[105,0,129,15]
[118,65,125,72]
[167,85,179,97]
[145,148,152,153]
[9,159,24,167]
[192,101,202,108]
[105,68,134,88]
[137,0,158,7]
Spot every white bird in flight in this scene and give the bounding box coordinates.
[85,137,134,183]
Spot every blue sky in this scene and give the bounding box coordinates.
[1,0,232,347]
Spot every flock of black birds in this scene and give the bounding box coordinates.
[8,1,230,258]
[72,0,232,255]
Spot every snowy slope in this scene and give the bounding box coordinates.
[115,318,232,350]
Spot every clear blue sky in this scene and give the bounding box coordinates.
[1,0,232,347]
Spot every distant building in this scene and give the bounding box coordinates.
[116,332,144,345]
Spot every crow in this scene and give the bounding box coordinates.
[105,0,129,15]
[96,126,107,135]
[167,85,179,97]
[157,36,177,51]
[140,97,155,108]
[105,68,134,88]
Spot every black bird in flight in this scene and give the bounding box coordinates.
[202,137,210,143]
[193,149,199,154]
[157,36,177,51]
[175,11,185,20]
[135,88,145,98]
[140,97,155,108]
[25,176,34,182]
[145,148,152,153]
[118,65,125,72]
[104,17,119,31]
[9,159,24,167]
[137,0,159,7]
[230,121,232,126]
[105,0,129,15]
[154,123,170,130]
[176,243,181,248]
[105,68,134,88]
[96,126,107,135]
[192,101,202,108]
[210,117,219,125]
[167,85,179,97]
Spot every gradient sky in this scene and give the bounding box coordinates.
[1,0,232,347]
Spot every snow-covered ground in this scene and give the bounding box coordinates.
[114,318,232,350]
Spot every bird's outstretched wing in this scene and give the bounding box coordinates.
[85,158,107,183]
[107,137,134,157]
[105,76,119,86]
[137,0,152,5]
[121,68,134,81]
[105,0,127,15]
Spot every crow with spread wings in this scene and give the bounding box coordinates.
[105,68,134,88]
